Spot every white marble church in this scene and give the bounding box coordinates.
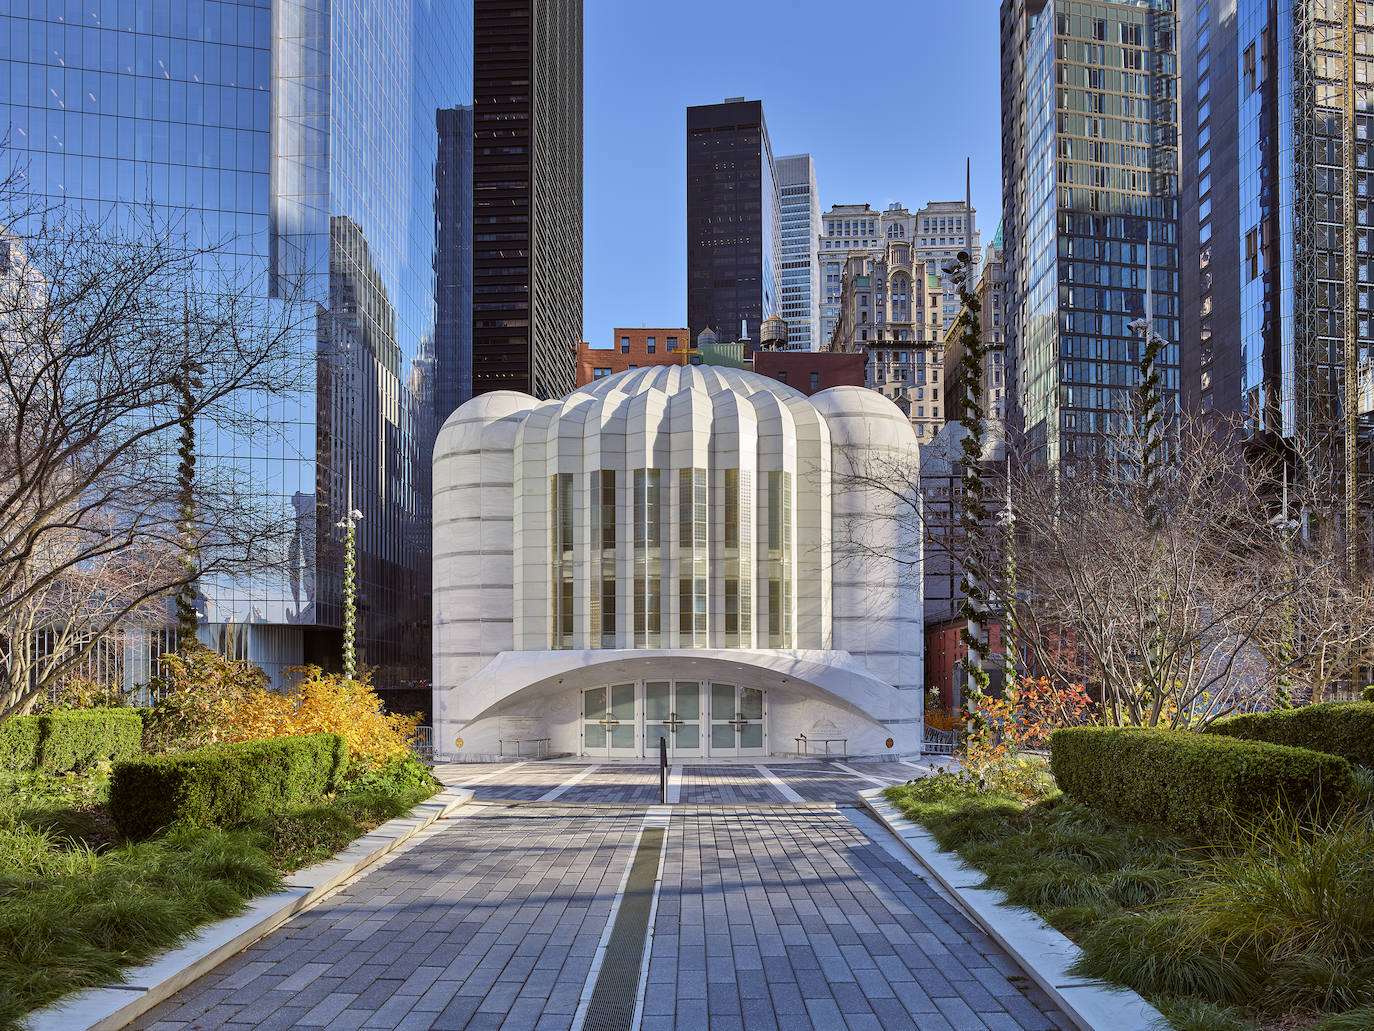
[432,365,924,760]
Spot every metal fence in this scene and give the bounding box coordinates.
[922,724,957,755]
[409,725,435,762]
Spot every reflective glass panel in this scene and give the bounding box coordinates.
[712,724,736,750]
[675,682,701,720]
[645,682,671,721]
[584,687,606,718]
[610,684,636,721]
[740,688,763,720]
[711,684,736,719]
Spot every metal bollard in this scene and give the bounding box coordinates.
[659,736,668,804]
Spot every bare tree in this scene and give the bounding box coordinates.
[1010,412,1340,727]
[0,177,309,715]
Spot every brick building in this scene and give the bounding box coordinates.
[752,351,866,396]
[576,328,691,387]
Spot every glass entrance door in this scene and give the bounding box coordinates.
[644,680,703,758]
[708,683,766,757]
[583,684,638,757]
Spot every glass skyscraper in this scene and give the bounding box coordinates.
[1001,0,1181,464]
[0,0,474,710]
[686,99,782,350]
[1181,0,1372,484]
[775,153,820,352]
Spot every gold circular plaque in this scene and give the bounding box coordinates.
[454,737,464,749]
[885,737,894,749]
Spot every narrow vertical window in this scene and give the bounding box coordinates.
[678,467,707,645]
[550,473,574,648]
[591,470,616,647]
[766,471,793,648]
[723,469,752,647]
[634,469,662,647]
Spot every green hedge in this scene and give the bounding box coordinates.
[1205,702,1374,768]
[0,717,43,771]
[0,709,144,773]
[1049,727,1353,838]
[1362,686,1374,704]
[108,734,347,839]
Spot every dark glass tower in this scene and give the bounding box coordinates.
[1001,0,1181,464]
[471,0,583,401]
[686,99,782,350]
[0,0,474,708]
[1180,1,1373,475]
[436,105,475,424]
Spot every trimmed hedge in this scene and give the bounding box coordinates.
[1362,685,1374,704]
[108,733,347,839]
[0,717,43,771]
[1205,702,1374,769]
[0,709,144,773]
[1049,726,1353,838]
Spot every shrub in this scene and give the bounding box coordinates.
[36,710,143,773]
[0,717,43,772]
[1206,703,1374,768]
[0,711,143,773]
[141,648,269,753]
[1049,727,1353,838]
[108,733,346,840]
[1363,686,1374,704]
[216,666,419,769]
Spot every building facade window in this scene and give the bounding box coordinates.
[678,468,708,646]
[590,470,617,647]
[550,473,574,648]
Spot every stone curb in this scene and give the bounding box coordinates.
[857,788,1164,1031]
[26,786,476,1031]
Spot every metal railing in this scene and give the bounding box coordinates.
[922,724,957,755]
[409,725,435,762]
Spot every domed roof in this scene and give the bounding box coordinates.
[569,362,800,403]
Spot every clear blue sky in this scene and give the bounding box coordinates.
[582,1,1004,346]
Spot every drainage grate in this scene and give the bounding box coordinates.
[581,826,664,1031]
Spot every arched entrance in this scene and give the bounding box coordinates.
[581,679,766,758]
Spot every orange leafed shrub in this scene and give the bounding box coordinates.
[218,666,419,769]
[924,709,960,733]
[987,677,1096,750]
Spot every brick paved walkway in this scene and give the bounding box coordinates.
[129,790,1071,1031]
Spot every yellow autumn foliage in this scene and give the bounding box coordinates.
[218,665,419,769]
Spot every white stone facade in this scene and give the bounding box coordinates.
[433,365,923,759]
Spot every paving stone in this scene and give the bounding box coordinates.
[125,787,1089,1031]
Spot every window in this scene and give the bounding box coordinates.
[1244,42,1256,93]
[667,336,678,351]
[809,372,820,391]
[620,336,630,353]
[776,371,788,384]
[646,336,656,354]
[593,367,611,379]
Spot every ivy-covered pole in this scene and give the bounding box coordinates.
[1270,464,1300,709]
[996,452,1018,691]
[948,246,992,746]
[1129,233,1168,720]
[336,480,363,682]
[174,294,205,652]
